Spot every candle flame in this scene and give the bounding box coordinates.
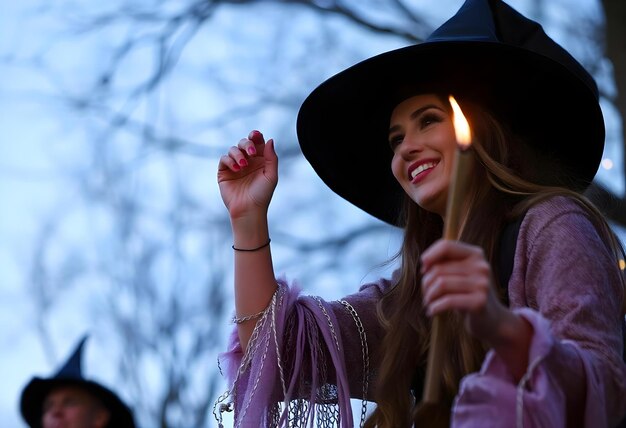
[449,95,471,148]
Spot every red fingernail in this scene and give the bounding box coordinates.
[232,163,241,171]
[247,146,257,155]
[250,130,264,143]
[239,159,248,167]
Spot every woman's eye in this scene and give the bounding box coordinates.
[420,113,441,129]
[389,135,403,150]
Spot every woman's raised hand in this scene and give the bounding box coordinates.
[217,130,278,220]
[219,131,279,349]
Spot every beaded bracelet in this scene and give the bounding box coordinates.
[232,309,266,324]
[231,239,271,252]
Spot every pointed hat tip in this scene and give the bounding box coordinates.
[54,334,89,379]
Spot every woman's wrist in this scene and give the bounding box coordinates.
[489,311,534,381]
[230,212,270,250]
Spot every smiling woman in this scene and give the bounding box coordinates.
[215,0,626,426]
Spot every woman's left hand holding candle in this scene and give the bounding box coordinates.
[421,240,533,380]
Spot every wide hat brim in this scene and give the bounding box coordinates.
[20,377,135,428]
[296,2,604,227]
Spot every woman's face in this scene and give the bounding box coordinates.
[389,94,457,217]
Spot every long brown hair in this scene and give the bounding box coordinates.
[364,97,625,427]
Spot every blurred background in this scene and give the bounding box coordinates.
[1,0,624,426]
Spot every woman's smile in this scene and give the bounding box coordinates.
[409,158,440,183]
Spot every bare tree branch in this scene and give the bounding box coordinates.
[601,0,626,196]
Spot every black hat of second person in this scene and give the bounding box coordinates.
[296,0,604,226]
[20,336,135,428]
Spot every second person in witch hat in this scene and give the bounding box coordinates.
[20,336,135,428]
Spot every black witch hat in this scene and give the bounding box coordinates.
[297,0,604,226]
[19,336,135,428]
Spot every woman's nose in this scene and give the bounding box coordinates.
[398,136,423,159]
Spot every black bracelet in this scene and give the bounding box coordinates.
[232,238,271,252]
